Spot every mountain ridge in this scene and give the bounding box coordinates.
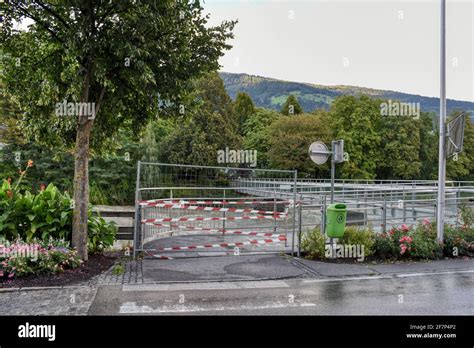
[220,72,474,117]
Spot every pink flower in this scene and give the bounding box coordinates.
[401,224,409,232]
[399,236,413,244]
[422,218,430,226]
[400,244,407,255]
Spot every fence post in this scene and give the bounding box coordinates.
[291,170,298,256]
[364,189,368,228]
[169,189,174,236]
[297,194,302,258]
[223,189,226,234]
[321,195,327,235]
[382,198,387,233]
[273,188,277,234]
[456,185,460,229]
[133,161,141,259]
[402,191,406,223]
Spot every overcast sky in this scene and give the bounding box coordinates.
[203,0,474,102]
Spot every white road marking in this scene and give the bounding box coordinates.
[119,300,316,314]
[302,268,474,284]
[122,280,289,292]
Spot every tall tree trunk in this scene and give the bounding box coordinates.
[72,118,93,260]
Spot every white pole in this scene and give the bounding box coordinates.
[437,0,447,243]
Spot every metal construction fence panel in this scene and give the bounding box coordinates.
[295,194,474,256]
[133,162,298,259]
[133,163,474,258]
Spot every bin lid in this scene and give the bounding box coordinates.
[327,203,346,210]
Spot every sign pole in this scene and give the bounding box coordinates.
[436,0,446,243]
[331,145,335,204]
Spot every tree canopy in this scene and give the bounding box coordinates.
[280,94,303,115]
[233,92,255,136]
[267,111,331,175]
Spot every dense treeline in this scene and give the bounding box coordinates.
[1,73,473,205]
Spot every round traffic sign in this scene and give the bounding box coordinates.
[308,141,330,165]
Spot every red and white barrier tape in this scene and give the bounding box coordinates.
[140,199,293,206]
[141,214,284,224]
[152,254,174,260]
[146,224,285,238]
[154,237,286,252]
[138,203,286,215]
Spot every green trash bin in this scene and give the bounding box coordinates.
[326,203,347,238]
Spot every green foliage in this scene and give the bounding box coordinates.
[443,225,474,257]
[301,228,326,259]
[1,2,236,150]
[233,92,255,136]
[459,203,474,227]
[373,231,395,259]
[88,214,117,253]
[447,113,474,180]
[0,142,75,195]
[409,224,440,259]
[0,165,73,242]
[280,95,303,115]
[378,108,421,179]
[267,112,331,175]
[194,72,236,126]
[374,222,439,260]
[418,112,438,180]
[0,85,24,146]
[339,226,376,257]
[243,108,280,168]
[112,263,125,276]
[161,73,241,166]
[0,173,116,250]
[329,95,381,179]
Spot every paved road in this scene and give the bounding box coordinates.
[89,269,474,315]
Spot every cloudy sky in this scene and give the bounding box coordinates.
[203,0,473,102]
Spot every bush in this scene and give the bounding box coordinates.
[374,232,395,259]
[88,214,117,252]
[409,221,440,259]
[459,203,474,227]
[339,226,376,257]
[301,228,326,260]
[374,220,440,260]
[0,239,82,278]
[1,165,117,251]
[443,225,474,257]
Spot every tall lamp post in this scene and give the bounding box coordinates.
[436,0,447,243]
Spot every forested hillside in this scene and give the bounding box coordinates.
[221,72,474,118]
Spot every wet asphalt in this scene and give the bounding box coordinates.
[89,268,474,315]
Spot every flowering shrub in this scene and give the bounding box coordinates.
[0,239,82,278]
[443,225,474,257]
[0,161,117,251]
[375,220,440,260]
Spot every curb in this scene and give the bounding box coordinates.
[0,284,96,293]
